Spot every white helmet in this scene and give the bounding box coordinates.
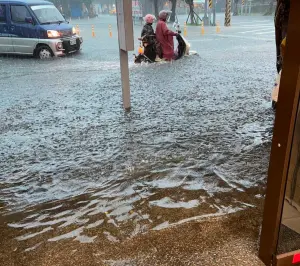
[158,10,172,21]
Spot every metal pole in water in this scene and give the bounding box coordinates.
[204,0,209,26]
[209,0,212,25]
[249,0,252,15]
[224,0,231,27]
[241,0,245,15]
[213,0,216,26]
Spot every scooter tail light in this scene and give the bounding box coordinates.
[138,46,144,55]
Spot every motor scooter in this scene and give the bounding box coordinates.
[134,18,197,64]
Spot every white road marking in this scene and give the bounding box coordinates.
[237,26,274,30]
[239,28,274,34]
[236,24,274,28]
[212,33,273,41]
[255,30,275,35]
[234,20,272,25]
[190,38,215,42]
[238,29,275,35]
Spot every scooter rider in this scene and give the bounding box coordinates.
[155,10,179,61]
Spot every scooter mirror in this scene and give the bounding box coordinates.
[25,17,33,24]
[173,22,180,31]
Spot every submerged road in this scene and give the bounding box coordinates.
[0,14,275,265]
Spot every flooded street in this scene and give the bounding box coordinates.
[0,15,275,265]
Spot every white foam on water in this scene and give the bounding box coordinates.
[24,242,42,252]
[16,227,53,241]
[86,219,104,229]
[75,234,97,243]
[149,197,200,209]
[152,221,169,231]
[48,227,84,242]
[237,122,269,151]
[143,178,183,189]
[152,205,245,231]
[103,231,119,242]
[213,168,238,189]
[234,200,256,208]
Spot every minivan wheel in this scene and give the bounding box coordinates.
[36,46,53,59]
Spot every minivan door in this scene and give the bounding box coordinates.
[0,4,14,53]
[9,4,38,55]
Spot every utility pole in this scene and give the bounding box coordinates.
[116,0,134,111]
[248,0,252,15]
[208,0,216,26]
[241,0,245,15]
[203,0,209,26]
[213,0,216,26]
[224,0,231,27]
[209,0,212,25]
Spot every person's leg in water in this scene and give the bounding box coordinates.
[155,55,162,62]
[143,43,157,62]
[275,22,288,73]
[274,0,290,73]
[154,41,162,61]
[272,37,286,109]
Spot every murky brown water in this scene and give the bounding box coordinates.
[0,20,275,264]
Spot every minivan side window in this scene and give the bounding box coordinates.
[0,5,6,23]
[11,5,31,23]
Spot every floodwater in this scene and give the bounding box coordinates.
[0,22,275,263]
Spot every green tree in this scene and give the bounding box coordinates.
[233,0,239,16]
[153,0,159,18]
[49,0,92,7]
[264,0,276,15]
[170,0,177,22]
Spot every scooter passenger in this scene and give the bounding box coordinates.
[139,14,162,62]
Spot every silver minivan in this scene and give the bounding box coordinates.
[0,0,83,58]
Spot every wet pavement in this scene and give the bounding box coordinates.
[0,15,275,265]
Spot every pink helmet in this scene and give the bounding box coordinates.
[144,14,156,24]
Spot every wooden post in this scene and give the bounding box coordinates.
[259,0,300,264]
[116,0,134,111]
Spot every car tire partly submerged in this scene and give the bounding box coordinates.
[35,45,53,59]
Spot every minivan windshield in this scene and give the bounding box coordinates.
[31,5,65,24]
